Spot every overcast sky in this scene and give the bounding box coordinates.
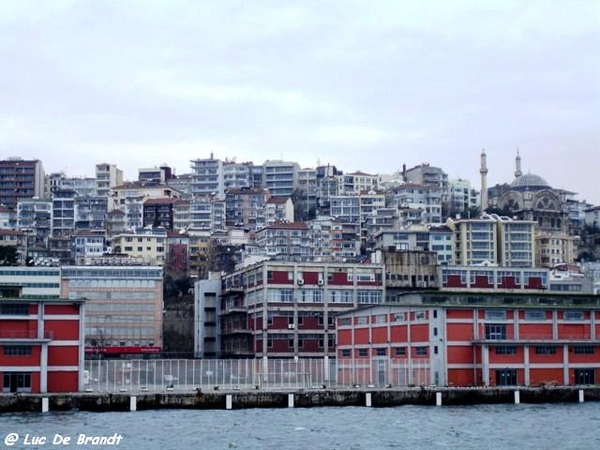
[1,1,598,203]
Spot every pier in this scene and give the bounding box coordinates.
[1,387,598,413]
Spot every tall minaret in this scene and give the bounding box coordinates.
[515,149,522,178]
[480,149,488,212]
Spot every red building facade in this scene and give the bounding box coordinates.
[0,298,85,393]
[336,292,600,387]
[219,261,385,359]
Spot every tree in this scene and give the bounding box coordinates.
[0,246,19,266]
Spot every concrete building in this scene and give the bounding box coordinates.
[0,158,45,211]
[447,213,536,268]
[193,274,221,358]
[264,197,294,226]
[74,196,107,232]
[255,222,311,260]
[263,160,299,197]
[191,156,224,199]
[16,198,52,250]
[95,163,123,199]
[336,171,378,195]
[387,184,444,226]
[61,265,164,358]
[72,231,106,265]
[109,227,167,266]
[336,291,600,387]
[143,197,178,230]
[110,182,183,230]
[225,187,269,231]
[536,232,577,268]
[51,188,76,238]
[214,261,385,359]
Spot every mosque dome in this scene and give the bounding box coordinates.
[510,173,551,190]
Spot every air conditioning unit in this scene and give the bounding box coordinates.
[288,324,295,330]
[297,278,304,285]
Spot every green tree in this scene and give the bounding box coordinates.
[0,246,19,266]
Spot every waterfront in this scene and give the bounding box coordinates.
[2,403,599,450]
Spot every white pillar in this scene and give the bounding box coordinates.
[40,344,48,394]
[324,355,330,383]
[579,390,584,403]
[288,393,294,408]
[436,392,442,406]
[130,396,137,411]
[226,394,233,410]
[514,390,520,404]
[41,397,49,413]
[365,393,372,407]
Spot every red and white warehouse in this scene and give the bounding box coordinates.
[336,292,600,388]
[0,297,85,393]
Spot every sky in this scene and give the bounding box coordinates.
[1,0,598,203]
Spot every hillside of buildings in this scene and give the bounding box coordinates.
[1,153,600,360]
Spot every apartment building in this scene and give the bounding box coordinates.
[447,213,536,267]
[109,228,167,266]
[263,160,299,197]
[0,158,45,211]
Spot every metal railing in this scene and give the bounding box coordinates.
[0,330,53,339]
[83,358,431,392]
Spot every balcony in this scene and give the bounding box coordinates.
[0,330,53,341]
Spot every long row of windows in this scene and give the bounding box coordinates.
[73,291,157,301]
[2,345,32,356]
[62,268,162,278]
[494,345,595,355]
[0,269,59,276]
[340,346,430,357]
[69,280,157,288]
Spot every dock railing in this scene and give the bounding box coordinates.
[83,358,431,392]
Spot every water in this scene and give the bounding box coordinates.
[1,403,599,449]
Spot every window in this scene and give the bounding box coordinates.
[415,346,428,356]
[415,311,426,321]
[395,347,406,356]
[573,345,595,355]
[339,318,351,326]
[0,304,29,315]
[376,348,387,356]
[564,311,584,321]
[485,324,507,340]
[494,345,517,355]
[535,345,556,355]
[3,346,32,356]
[525,310,546,321]
[358,348,368,357]
[357,317,368,325]
[393,313,406,322]
[341,349,351,357]
[485,310,506,320]
[375,314,386,324]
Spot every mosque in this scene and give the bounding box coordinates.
[480,150,576,267]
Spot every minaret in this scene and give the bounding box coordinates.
[480,149,488,212]
[515,149,522,178]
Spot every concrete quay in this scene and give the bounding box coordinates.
[1,387,599,413]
